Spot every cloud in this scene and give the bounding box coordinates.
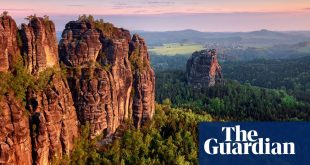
[112,2,140,9]
[111,0,175,9]
[65,5,85,7]
[0,8,34,12]
[303,8,310,10]
[147,1,174,5]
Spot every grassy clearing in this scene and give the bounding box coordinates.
[149,43,204,56]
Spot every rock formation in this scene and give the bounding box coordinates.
[0,14,19,72]
[129,34,155,128]
[187,49,223,88]
[0,14,33,165]
[0,13,155,165]
[59,18,155,137]
[26,74,79,165]
[0,94,33,165]
[22,16,79,165]
[20,16,58,74]
[1,14,79,165]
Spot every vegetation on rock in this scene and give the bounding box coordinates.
[0,57,34,102]
[129,47,145,72]
[78,14,115,38]
[60,104,212,164]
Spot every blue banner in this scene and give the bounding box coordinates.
[199,122,310,165]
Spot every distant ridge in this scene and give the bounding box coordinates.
[132,29,310,47]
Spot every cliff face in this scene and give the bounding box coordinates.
[20,17,58,74]
[0,94,33,165]
[59,19,155,137]
[0,15,32,165]
[0,15,19,72]
[22,17,79,165]
[0,14,155,165]
[187,49,223,88]
[129,35,155,128]
[26,74,79,165]
[0,15,79,165]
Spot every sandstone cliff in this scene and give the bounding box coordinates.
[0,14,155,165]
[187,49,223,88]
[59,18,155,137]
[0,14,19,72]
[0,14,33,165]
[1,14,79,165]
[129,34,155,128]
[20,16,58,74]
[0,94,33,164]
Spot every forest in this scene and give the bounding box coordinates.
[58,103,213,165]
[59,55,310,164]
[223,56,310,102]
[155,70,310,121]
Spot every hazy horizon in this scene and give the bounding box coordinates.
[2,0,310,32]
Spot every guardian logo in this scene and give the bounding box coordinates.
[199,122,310,165]
[204,125,295,155]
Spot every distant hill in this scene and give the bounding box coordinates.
[133,29,310,47]
[132,29,207,46]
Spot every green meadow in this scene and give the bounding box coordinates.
[149,43,204,56]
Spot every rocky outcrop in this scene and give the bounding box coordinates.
[187,49,223,88]
[130,35,155,128]
[59,21,102,67]
[0,94,32,165]
[0,15,79,165]
[0,14,155,165]
[20,16,58,74]
[0,14,19,72]
[59,19,155,137]
[26,74,79,165]
[22,16,79,165]
[0,15,32,165]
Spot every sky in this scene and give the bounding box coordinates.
[1,0,310,32]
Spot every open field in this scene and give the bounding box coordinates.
[149,43,204,56]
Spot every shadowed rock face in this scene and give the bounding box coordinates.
[187,49,223,88]
[59,20,155,137]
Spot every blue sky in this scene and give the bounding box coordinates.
[1,0,310,31]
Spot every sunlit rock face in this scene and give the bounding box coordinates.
[20,17,58,74]
[0,15,79,165]
[59,19,155,137]
[0,14,155,165]
[0,15,19,72]
[0,95,33,165]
